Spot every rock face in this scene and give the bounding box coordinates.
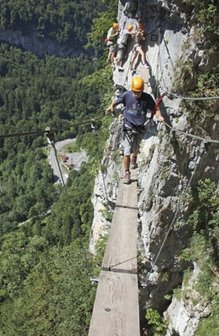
[0,29,82,57]
[90,1,218,335]
[164,263,211,336]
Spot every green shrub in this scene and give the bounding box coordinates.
[146,308,167,336]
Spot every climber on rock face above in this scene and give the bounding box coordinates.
[130,22,148,71]
[116,23,134,70]
[106,76,164,184]
[106,22,120,66]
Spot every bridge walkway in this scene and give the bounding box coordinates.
[88,169,140,336]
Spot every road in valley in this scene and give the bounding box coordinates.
[48,138,88,185]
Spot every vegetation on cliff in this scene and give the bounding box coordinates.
[169,1,219,334]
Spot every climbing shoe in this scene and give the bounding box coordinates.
[123,171,131,184]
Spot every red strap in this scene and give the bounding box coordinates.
[153,94,165,115]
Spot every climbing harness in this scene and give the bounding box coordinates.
[123,120,151,135]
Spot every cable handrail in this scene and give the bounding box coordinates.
[167,92,219,101]
[163,121,219,144]
[0,115,106,139]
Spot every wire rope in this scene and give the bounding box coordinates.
[0,115,105,139]
[166,92,219,101]
[163,121,219,144]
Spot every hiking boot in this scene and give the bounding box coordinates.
[131,156,137,169]
[123,171,131,184]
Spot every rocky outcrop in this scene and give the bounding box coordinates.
[164,263,211,336]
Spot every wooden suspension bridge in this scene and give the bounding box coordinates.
[88,169,140,336]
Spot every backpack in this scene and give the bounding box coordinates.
[118,32,131,49]
[114,84,127,99]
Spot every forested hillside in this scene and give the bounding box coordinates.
[0,1,117,335]
[0,0,106,49]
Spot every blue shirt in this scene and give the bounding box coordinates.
[115,91,155,128]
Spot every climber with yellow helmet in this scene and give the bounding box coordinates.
[106,76,164,184]
[106,22,120,65]
[116,23,134,70]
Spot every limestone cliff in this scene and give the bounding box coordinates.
[90,1,219,335]
[0,29,82,57]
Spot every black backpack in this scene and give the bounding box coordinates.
[114,84,127,99]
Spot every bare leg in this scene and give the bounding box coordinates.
[130,51,137,69]
[124,155,130,171]
[107,51,112,62]
[137,47,146,65]
[130,152,138,169]
[123,155,131,184]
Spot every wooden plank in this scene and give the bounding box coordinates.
[89,170,140,336]
[88,271,140,336]
[102,170,138,273]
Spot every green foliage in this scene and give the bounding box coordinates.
[176,179,219,333]
[0,1,116,332]
[180,0,219,44]
[43,166,95,245]
[174,59,196,94]
[93,233,108,272]
[0,43,112,233]
[195,310,219,336]
[86,0,118,51]
[100,206,113,222]
[183,180,219,297]
[0,230,48,301]
[188,179,219,247]
[0,0,107,48]
[181,233,217,303]
[146,308,167,336]
[0,243,96,336]
[80,63,113,111]
[175,64,219,130]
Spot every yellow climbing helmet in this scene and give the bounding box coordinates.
[131,77,144,92]
[113,22,119,30]
[127,24,133,32]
